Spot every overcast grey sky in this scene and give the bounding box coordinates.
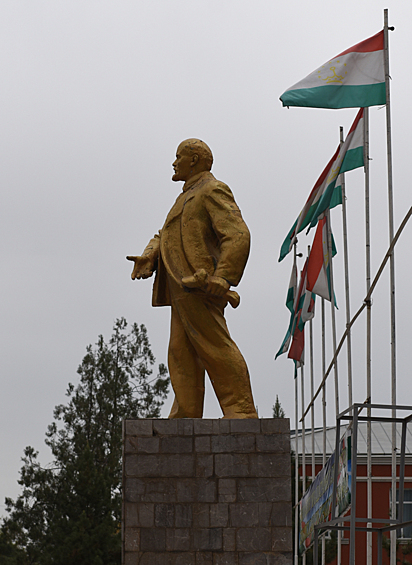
[1,1,411,514]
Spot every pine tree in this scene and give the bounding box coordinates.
[1,318,169,565]
[273,394,286,418]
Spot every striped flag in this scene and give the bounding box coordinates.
[280,31,385,109]
[275,263,297,359]
[307,216,333,301]
[279,108,364,262]
[276,260,315,364]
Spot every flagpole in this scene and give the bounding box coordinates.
[293,243,299,565]
[321,298,327,565]
[339,126,353,413]
[384,9,397,565]
[364,106,373,565]
[300,363,307,565]
[326,211,339,417]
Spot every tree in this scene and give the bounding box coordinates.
[273,394,286,418]
[1,318,169,565]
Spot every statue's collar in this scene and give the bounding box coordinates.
[183,170,214,192]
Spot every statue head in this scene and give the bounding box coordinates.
[172,139,213,182]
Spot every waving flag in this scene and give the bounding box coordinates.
[307,216,333,301]
[275,263,297,358]
[279,108,364,262]
[280,31,385,109]
[276,260,315,364]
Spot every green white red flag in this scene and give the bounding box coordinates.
[276,259,315,365]
[280,31,385,109]
[279,108,364,262]
[307,216,333,301]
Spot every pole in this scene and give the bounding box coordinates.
[326,210,339,417]
[321,298,327,565]
[309,245,316,484]
[384,10,397,565]
[364,106,373,565]
[340,126,353,414]
[295,372,299,565]
[294,243,299,565]
[301,364,307,565]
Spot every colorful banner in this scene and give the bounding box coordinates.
[299,432,351,554]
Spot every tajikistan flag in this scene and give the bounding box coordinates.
[307,216,334,302]
[279,108,364,262]
[280,31,385,109]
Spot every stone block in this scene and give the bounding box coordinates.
[160,436,193,453]
[210,503,229,527]
[124,527,140,551]
[213,553,238,565]
[124,552,140,565]
[230,503,259,527]
[136,437,160,454]
[159,454,195,477]
[166,528,191,551]
[194,419,220,435]
[154,503,174,527]
[270,503,292,526]
[271,527,293,552]
[176,479,216,503]
[195,435,211,452]
[193,528,223,551]
[218,478,237,502]
[260,418,290,434]
[125,454,159,477]
[230,419,261,434]
[249,453,290,478]
[237,478,291,503]
[196,454,214,477]
[124,502,154,527]
[175,504,193,527]
[256,434,290,453]
[192,503,210,527]
[153,419,178,436]
[223,528,236,551]
[211,434,255,453]
[140,528,166,551]
[236,528,271,551]
[215,453,249,477]
[125,419,153,437]
[141,479,177,503]
[178,419,194,435]
[195,552,213,565]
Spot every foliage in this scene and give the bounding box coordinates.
[1,318,169,565]
[273,395,286,418]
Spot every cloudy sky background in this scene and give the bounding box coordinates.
[1,1,411,513]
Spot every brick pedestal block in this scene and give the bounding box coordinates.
[122,419,292,565]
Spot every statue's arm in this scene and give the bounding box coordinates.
[204,184,250,287]
[126,232,160,280]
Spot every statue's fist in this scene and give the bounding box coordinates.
[205,275,230,297]
[126,256,154,280]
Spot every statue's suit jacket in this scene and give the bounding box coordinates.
[142,171,250,307]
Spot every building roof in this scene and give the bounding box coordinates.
[291,422,412,457]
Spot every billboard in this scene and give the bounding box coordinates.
[299,432,351,553]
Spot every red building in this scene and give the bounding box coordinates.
[293,422,412,564]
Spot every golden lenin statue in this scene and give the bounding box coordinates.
[127,139,257,419]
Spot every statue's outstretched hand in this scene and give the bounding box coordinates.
[206,275,230,297]
[126,256,154,280]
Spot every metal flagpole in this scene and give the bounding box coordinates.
[326,210,339,417]
[301,364,306,565]
[295,370,299,565]
[309,246,316,484]
[326,210,341,564]
[321,297,327,565]
[293,242,299,565]
[364,106,373,565]
[384,9,397,565]
[339,126,353,413]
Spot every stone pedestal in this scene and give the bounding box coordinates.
[122,418,292,565]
